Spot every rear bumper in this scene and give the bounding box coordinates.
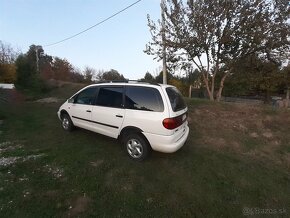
[143,125,189,153]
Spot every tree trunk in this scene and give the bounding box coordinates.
[209,91,214,101]
[264,89,271,104]
[201,71,214,101]
[206,81,214,100]
[216,73,228,102]
[211,75,215,100]
[285,87,289,108]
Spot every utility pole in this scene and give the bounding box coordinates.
[35,45,43,74]
[35,47,39,74]
[161,0,167,84]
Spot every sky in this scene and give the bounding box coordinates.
[0,0,163,80]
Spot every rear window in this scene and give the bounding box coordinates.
[125,86,164,112]
[166,87,186,112]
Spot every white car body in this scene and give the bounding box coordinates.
[57,82,189,156]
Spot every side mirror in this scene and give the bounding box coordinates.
[68,98,74,103]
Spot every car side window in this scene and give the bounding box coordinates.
[74,87,98,105]
[95,86,124,108]
[125,86,164,112]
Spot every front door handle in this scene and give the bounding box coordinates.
[116,115,123,118]
[86,110,92,113]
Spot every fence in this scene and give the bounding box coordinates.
[221,96,264,105]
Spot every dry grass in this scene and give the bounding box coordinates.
[190,102,290,169]
[67,195,91,217]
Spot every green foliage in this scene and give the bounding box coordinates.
[15,44,87,96]
[141,72,156,83]
[52,57,74,81]
[155,71,173,83]
[169,78,189,96]
[15,54,37,89]
[140,70,200,97]
[39,54,53,80]
[96,69,125,81]
[15,46,52,95]
[280,64,290,90]
[146,0,290,101]
[223,55,284,101]
[7,43,88,89]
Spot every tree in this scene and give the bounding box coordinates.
[71,67,86,83]
[15,54,37,89]
[0,64,16,83]
[281,64,290,107]
[169,78,188,96]
[235,55,281,101]
[155,70,173,84]
[52,57,74,81]
[96,69,125,81]
[39,54,53,80]
[83,66,96,83]
[141,72,156,83]
[0,41,18,83]
[15,45,49,91]
[145,0,290,101]
[0,40,18,64]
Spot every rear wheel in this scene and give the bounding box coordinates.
[124,133,151,161]
[61,114,74,132]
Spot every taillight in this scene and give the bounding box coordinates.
[163,114,186,130]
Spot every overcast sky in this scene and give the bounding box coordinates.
[0,0,162,79]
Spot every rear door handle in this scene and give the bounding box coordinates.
[86,110,91,113]
[116,115,123,118]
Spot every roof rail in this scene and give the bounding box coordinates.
[131,80,160,86]
[94,80,160,86]
[94,80,128,84]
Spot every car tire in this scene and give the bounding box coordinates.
[124,133,151,161]
[61,114,74,132]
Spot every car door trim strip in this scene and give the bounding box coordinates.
[72,116,118,129]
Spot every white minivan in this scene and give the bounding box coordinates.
[57,81,189,161]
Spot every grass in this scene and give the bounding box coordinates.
[0,85,290,217]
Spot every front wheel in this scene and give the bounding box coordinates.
[124,133,151,161]
[61,114,74,132]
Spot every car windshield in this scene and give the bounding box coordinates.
[166,87,186,112]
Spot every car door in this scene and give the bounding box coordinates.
[91,86,125,138]
[68,86,98,131]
